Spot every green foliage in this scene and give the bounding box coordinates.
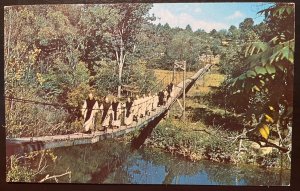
[226,3,294,144]
[258,3,294,41]
[6,150,59,182]
[149,119,238,163]
[6,156,35,182]
[239,18,254,31]
[5,4,160,137]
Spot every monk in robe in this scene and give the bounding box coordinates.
[132,95,140,122]
[167,82,174,100]
[100,97,112,131]
[111,97,121,128]
[163,90,168,106]
[152,93,159,111]
[124,97,134,126]
[141,94,148,117]
[120,101,126,125]
[97,99,104,131]
[145,93,152,116]
[158,91,164,106]
[81,93,99,134]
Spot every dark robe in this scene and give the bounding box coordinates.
[158,91,164,106]
[125,101,133,118]
[101,102,111,123]
[167,83,173,99]
[85,98,96,122]
[112,102,119,120]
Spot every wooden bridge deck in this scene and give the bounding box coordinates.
[6,64,212,156]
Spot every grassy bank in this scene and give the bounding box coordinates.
[145,119,238,163]
[149,66,290,169]
[145,118,290,169]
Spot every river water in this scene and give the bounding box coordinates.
[49,140,290,185]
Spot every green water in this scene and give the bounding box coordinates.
[48,140,290,185]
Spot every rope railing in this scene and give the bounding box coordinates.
[4,93,164,112]
[4,82,174,133]
[4,72,173,113]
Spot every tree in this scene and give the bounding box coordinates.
[185,24,193,32]
[166,30,207,71]
[239,18,254,31]
[229,3,294,153]
[105,3,153,97]
[209,29,217,37]
[217,29,228,39]
[228,25,240,40]
[163,23,171,30]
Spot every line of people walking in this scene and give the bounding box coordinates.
[81,83,174,134]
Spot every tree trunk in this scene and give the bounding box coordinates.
[118,62,123,98]
[117,36,125,98]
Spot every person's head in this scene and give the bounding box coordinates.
[105,97,109,103]
[127,97,131,102]
[113,97,117,103]
[88,93,94,100]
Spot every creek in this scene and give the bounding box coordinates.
[48,140,290,185]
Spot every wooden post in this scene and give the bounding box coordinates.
[183,61,186,121]
[173,60,176,82]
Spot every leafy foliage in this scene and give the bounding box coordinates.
[227,3,294,146]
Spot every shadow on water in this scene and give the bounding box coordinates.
[88,149,128,183]
[131,110,168,150]
[88,110,168,183]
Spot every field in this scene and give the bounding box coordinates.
[153,65,226,96]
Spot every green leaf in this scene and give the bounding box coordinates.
[265,64,276,74]
[254,66,267,75]
[246,42,268,56]
[288,50,294,63]
[238,73,247,80]
[278,7,285,16]
[246,70,256,78]
[280,46,290,60]
[286,7,292,15]
[246,54,261,67]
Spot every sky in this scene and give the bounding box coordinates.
[149,2,273,32]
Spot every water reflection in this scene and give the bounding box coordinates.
[49,140,290,185]
[103,146,290,185]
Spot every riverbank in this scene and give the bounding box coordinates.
[147,66,291,170]
[142,118,290,169]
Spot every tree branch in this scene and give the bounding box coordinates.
[39,171,71,183]
[239,137,289,153]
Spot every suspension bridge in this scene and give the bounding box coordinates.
[6,64,212,156]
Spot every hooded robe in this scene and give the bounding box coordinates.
[82,99,99,132]
[101,102,112,128]
[112,101,121,127]
[124,100,134,125]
